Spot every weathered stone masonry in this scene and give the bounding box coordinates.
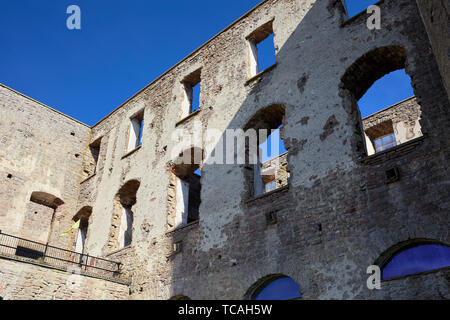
[0,0,449,300]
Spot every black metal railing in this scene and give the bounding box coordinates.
[0,230,127,283]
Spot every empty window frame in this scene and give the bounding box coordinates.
[119,206,133,248]
[173,169,201,227]
[127,111,144,152]
[73,206,92,254]
[110,180,140,251]
[21,192,64,244]
[181,69,202,118]
[89,137,102,175]
[74,220,89,254]
[247,20,276,78]
[168,148,203,230]
[264,181,276,193]
[243,104,287,198]
[341,46,422,157]
[374,133,397,153]
[364,120,397,155]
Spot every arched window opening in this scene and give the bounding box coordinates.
[245,275,302,300]
[169,295,192,300]
[341,46,422,157]
[109,180,140,251]
[376,240,450,280]
[72,206,92,254]
[17,192,64,259]
[168,147,203,230]
[243,104,288,198]
[21,192,64,243]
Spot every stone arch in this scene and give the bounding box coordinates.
[242,104,287,198]
[341,46,408,101]
[167,147,204,230]
[340,45,422,157]
[169,295,192,300]
[107,179,141,252]
[243,274,302,300]
[21,191,64,243]
[374,238,450,280]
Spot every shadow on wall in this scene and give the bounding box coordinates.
[160,0,448,299]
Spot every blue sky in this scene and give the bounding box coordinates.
[0,0,261,125]
[0,0,412,128]
[345,0,380,17]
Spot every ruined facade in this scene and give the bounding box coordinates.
[0,0,449,300]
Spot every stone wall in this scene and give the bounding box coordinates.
[262,152,289,190]
[0,84,92,251]
[0,258,128,300]
[77,0,449,300]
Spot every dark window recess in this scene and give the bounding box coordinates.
[187,174,201,223]
[182,69,202,115]
[15,246,45,260]
[265,211,277,225]
[385,167,400,184]
[173,241,182,254]
[89,137,102,174]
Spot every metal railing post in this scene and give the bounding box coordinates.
[85,253,89,271]
[43,242,49,256]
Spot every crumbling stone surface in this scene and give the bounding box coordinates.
[0,0,449,300]
[0,84,91,252]
[0,259,128,300]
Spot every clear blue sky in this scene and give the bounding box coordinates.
[0,0,412,127]
[0,0,262,125]
[345,0,380,17]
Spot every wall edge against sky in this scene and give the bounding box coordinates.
[90,0,271,129]
[0,83,90,128]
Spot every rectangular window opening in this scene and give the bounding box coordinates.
[181,69,202,118]
[247,21,275,78]
[374,133,397,153]
[364,120,397,155]
[127,111,144,152]
[265,181,276,193]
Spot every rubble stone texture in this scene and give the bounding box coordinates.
[0,0,449,300]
